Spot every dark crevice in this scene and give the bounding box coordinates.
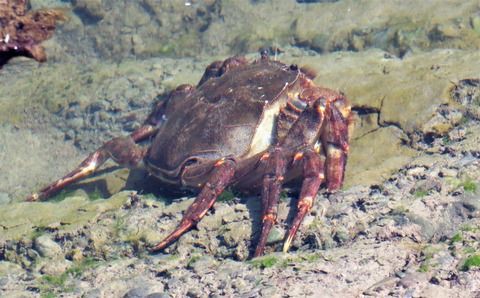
[351,102,418,150]
[351,106,380,115]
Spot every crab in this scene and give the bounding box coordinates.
[28,51,353,257]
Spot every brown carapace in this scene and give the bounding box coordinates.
[28,51,353,257]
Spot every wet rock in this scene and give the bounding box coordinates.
[451,78,480,120]
[34,235,63,258]
[188,255,218,275]
[218,221,250,248]
[422,105,463,136]
[0,261,24,277]
[0,192,129,241]
[39,258,71,276]
[398,271,428,288]
[267,226,285,244]
[345,125,417,187]
[123,287,151,298]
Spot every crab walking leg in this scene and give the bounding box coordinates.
[283,149,324,253]
[27,125,157,202]
[151,158,236,252]
[252,98,327,256]
[254,148,287,257]
[322,101,350,191]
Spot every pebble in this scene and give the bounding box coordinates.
[439,168,458,177]
[266,227,285,244]
[123,287,151,298]
[39,258,71,275]
[34,235,63,258]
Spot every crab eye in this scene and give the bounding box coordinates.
[183,157,199,168]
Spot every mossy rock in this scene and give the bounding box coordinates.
[0,192,130,242]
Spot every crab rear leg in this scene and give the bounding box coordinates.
[254,148,287,257]
[27,125,157,201]
[150,158,236,252]
[283,149,324,253]
[254,99,326,257]
[282,88,351,252]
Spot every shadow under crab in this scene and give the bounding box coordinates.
[28,51,353,257]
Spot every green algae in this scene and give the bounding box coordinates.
[0,192,130,242]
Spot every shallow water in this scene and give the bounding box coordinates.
[1,1,480,297]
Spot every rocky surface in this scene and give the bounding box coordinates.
[23,0,480,62]
[0,122,479,297]
[0,0,480,297]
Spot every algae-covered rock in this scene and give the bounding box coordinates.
[26,0,480,62]
[0,192,129,242]
[345,126,417,187]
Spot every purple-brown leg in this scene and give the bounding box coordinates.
[254,99,327,257]
[322,97,350,191]
[254,148,287,257]
[150,158,236,252]
[283,149,324,253]
[27,125,157,201]
[278,86,351,252]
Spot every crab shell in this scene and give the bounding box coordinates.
[145,58,351,191]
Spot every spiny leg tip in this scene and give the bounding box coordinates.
[282,236,294,254]
[26,193,39,202]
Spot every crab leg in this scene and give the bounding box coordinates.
[26,125,157,202]
[280,88,350,252]
[283,149,324,253]
[254,148,287,257]
[150,158,236,252]
[322,98,350,191]
[254,98,327,256]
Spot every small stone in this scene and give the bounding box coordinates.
[39,258,71,275]
[439,168,457,177]
[189,255,217,275]
[399,272,427,288]
[64,129,76,140]
[67,117,84,130]
[219,222,250,247]
[34,235,63,258]
[333,228,350,244]
[123,287,150,298]
[407,167,426,177]
[266,227,285,244]
[260,286,279,297]
[186,288,203,298]
[68,248,84,262]
[146,294,168,298]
